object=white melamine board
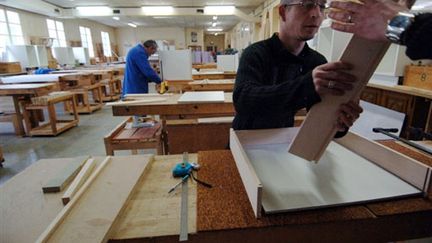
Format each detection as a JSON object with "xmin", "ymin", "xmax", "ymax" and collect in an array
[
  {"xmin": 351, "ymin": 100, "xmax": 405, "ymax": 140},
  {"xmin": 72, "ymin": 47, "xmax": 90, "ymax": 65},
  {"xmin": 245, "ymin": 141, "xmax": 421, "ymax": 213},
  {"xmin": 0, "ymin": 74, "xmax": 66, "ymax": 84},
  {"xmin": 35, "ymin": 46, "xmax": 49, "ymax": 67},
  {"xmin": 6, "ymin": 45, "xmax": 39, "ymax": 68},
  {"xmin": 217, "ymin": 54, "xmax": 238, "ymax": 72},
  {"xmin": 177, "ymin": 91, "xmax": 225, "ymax": 103},
  {"xmin": 160, "ymin": 50, "xmax": 192, "ymax": 80},
  {"xmin": 53, "ymin": 47, "xmax": 76, "ymax": 66}
]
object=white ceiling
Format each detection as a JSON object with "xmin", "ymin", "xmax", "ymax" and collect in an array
[{"xmin": 42, "ymin": 0, "xmax": 267, "ymax": 31}]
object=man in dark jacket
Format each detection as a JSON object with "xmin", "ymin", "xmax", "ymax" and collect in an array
[{"xmin": 233, "ymin": 0, "xmax": 363, "ymax": 132}]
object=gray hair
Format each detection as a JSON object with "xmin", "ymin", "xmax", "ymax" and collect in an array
[{"xmin": 143, "ymin": 40, "xmax": 157, "ymax": 48}]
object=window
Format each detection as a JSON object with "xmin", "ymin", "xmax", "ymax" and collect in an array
[
  {"xmin": 79, "ymin": 26, "xmax": 94, "ymax": 57},
  {"xmin": 0, "ymin": 9, "xmax": 24, "ymax": 59},
  {"xmin": 46, "ymin": 19, "xmax": 66, "ymax": 48},
  {"xmin": 101, "ymin": 31, "xmax": 112, "ymax": 57}
]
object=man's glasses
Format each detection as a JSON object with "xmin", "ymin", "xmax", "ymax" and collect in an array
[{"xmin": 284, "ymin": 1, "xmax": 328, "ymax": 12}]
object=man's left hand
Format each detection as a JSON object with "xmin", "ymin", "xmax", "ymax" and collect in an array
[{"xmin": 335, "ymin": 100, "xmax": 363, "ymax": 131}]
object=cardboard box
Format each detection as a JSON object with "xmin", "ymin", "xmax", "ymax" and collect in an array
[
  {"xmin": 404, "ymin": 65, "xmax": 432, "ymax": 90},
  {"xmin": 0, "ymin": 62, "xmax": 22, "ymax": 73}
]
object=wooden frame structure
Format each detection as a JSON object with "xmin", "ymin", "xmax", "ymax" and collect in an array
[{"xmin": 230, "ymin": 127, "xmax": 432, "ymax": 218}]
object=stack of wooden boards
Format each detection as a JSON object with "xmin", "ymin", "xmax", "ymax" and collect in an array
[{"xmin": 37, "ymin": 155, "xmax": 153, "ymax": 242}]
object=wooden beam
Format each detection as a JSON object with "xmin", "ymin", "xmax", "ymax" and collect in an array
[
  {"xmin": 289, "ymin": 37, "xmax": 390, "ymax": 161},
  {"xmin": 42, "ymin": 156, "xmax": 89, "ymax": 193},
  {"xmin": 61, "ymin": 158, "xmax": 96, "ymax": 205}
]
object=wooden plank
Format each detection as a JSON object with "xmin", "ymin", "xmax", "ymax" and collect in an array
[
  {"xmin": 42, "ymin": 156, "xmax": 89, "ymax": 193},
  {"xmin": 229, "ymin": 128, "xmax": 263, "ymax": 218},
  {"xmin": 111, "ymin": 154, "xmax": 197, "ymax": 240},
  {"xmin": 37, "ymin": 155, "xmax": 152, "ymax": 243},
  {"xmin": 337, "ymin": 132, "xmax": 432, "ymax": 197},
  {"xmin": 61, "ymin": 158, "xmax": 96, "ymax": 205},
  {"xmin": 289, "ymin": 37, "xmax": 390, "ymax": 161}
]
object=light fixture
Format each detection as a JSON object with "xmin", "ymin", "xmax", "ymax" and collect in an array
[
  {"xmin": 152, "ymin": 16, "xmax": 174, "ymax": 19},
  {"xmin": 128, "ymin": 22, "xmax": 137, "ymax": 28},
  {"xmin": 112, "ymin": 16, "xmax": 120, "ymax": 20},
  {"xmin": 76, "ymin": 6, "xmax": 111, "ymax": 16},
  {"xmin": 207, "ymin": 28, "xmax": 223, "ymax": 32},
  {"xmin": 142, "ymin": 6, "xmax": 174, "ymax": 15},
  {"xmin": 204, "ymin": 6, "xmax": 235, "ymax": 15},
  {"xmin": 213, "ymin": 16, "xmax": 218, "ymax": 20},
  {"xmin": 212, "ymin": 22, "xmax": 217, "ymax": 27},
  {"xmin": 214, "ymin": 33, "xmax": 218, "ymax": 36}
]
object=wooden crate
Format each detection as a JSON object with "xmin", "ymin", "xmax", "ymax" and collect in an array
[
  {"xmin": 0, "ymin": 62, "xmax": 22, "ymax": 74},
  {"xmin": 404, "ymin": 65, "xmax": 432, "ymax": 90}
]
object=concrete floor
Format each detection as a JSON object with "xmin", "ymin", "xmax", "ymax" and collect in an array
[
  {"xmin": 0, "ymin": 84, "xmax": 159, "ymax": 185},
  {"xmin": 0, "ymin": 105, "xmax": 130, "ymax": 185}
]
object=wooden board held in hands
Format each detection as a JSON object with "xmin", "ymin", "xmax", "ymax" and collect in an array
[{"xmin": 288, "ymin": 37, "xmax": 390, "ymax": 161}]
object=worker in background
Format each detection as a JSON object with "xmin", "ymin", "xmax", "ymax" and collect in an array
[
  {"xmin": 329, "ymin": 0, "xmax": 432, "ymax": 60},
  {"xmin": 233, "ymin": 0, "xmax": 362, "ymax": 135},
  {"xmin": 122, "ymin": 40, "xmax": 162, "ymax": 96},
  {"xmin": 122, "ymin": 40, "xmax": 162, "ymax": 127}
]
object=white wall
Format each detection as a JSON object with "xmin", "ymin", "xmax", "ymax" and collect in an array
[
  {"xmin": 185, "ymin": 28, "xmax": 204, "ymax": 50},
  {"xmin": 0, "ymin": 5, "xmax": 116, "ymax": 48},
  {"xmin": 115, "ymin": 27, "xmax": 186, "ymax": 56}
]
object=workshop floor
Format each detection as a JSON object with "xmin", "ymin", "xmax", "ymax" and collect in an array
[{"xmin": 0, "ymin": 84, "xmax": 159, "ymax": 186}]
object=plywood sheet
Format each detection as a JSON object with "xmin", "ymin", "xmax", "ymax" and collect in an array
[
  {"xmin": 111, "ymin": 154, "xmax": 197, "ymax": 240},
  {"xmin": 41, "ymin": 155, "xmax": 152, "ymax": 243},
  {"xmin": 177, "ymin": 91, "xmax": 225, "ymax": 103},
  {"xmin": 245, "ymin": 142, "xmax": 421, "ymax": 213}
]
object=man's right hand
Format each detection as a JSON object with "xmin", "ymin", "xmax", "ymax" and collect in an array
[{"xmin": 312, "ymin": 61, "xmax": 357, "ymax": 96}]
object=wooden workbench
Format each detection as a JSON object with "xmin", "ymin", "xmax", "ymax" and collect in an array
[
  {"xmin": 0, "ymin": 83, "xmax": 59, "ymax": 136},
  {"xmin": 112, "ymin": 93, "xmax": 234, "ymax": 118},
  {"xmin": 1, "ymin": 143, "xmax": 431, "ymax": 242},
  {"xmin": 111, "ymin": 93, "xmax": 235, "ymax": 154},
  {"xmin": 362, "ymin": 83, "xmax": 432, "ymax": 138}
]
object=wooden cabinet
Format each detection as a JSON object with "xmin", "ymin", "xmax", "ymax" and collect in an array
[
  {"xmin": 380, "ymin": 91, "xmax": 413, "ymax": 114},
  {"xmin": 361, "ymin": 85, "xmax": 431, "ymax": 139}
]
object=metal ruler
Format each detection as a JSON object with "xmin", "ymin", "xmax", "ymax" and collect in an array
[{"xmin": 179, "ymin": 152, "xmax": 189, "ymax": 241}]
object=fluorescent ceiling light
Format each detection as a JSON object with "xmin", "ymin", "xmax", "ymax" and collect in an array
[
  {"xmin": 207, "ymin": 28, "xmax": 223, "ymax": 32},
  {"xmin": 142, "ymin": 6, "xmax": 174, "ymax": 15},
  {"xmin": 112, "ymin": 16, "xmax": 120, "ymax": 20},
  {"xmin": 212, "ymin": 22, "xmax": 217, "ymax": 27},
  {"xmin": 152, "ymin": 16, "xmax": 174, "ymax": 19},
  {"xmin": 128, "ymin": 22, "xmax": 137, "ymax": 28},
  {"xmin": 76, "ymin": 6, "xmax": 111, "ymax": 16},
  {"xmin": 204, "ymin": 6, "xmax": 235, "ymax": 15},
  {"xmin": 213, "ymin": 16, "xmax": 218, "ymax": 20}
]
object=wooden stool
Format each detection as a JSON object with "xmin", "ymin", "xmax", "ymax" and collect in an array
[
  {"xmin": 100, "ymin": 78, "xmax": 121, "ymax": 102},
  {"xmin": 104, "ymin": 117, "xmax": 163, "ymax": 155},
  {"xmin": 66, "ymin": 83, "xmax": 103, "ymax": 114},
  {"xmin": 24, "ymin": 92, "xmax": 79, "ymax": 136},
  {"xmin": 0, "ymin": 112, "xmax": 20, "ymax": 135}
]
